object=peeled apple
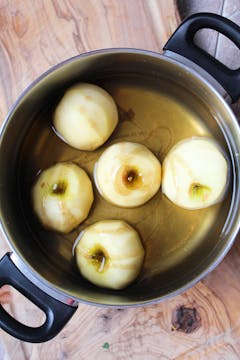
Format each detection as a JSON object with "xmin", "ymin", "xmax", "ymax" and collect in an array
[
  {"xmin": 74, "ymin": 220, "xmax": 145, "ymax": 289},
  {"xmin": 53, "ymin": 83, "xmax": 118, "ymax": 150},
  {"xmin": 32, "ymin": 162, "xmax": 94, "ymax": 233},
  {"xmin": 162, "ymin": 137, "xmax": 229, "ymax": 209}
]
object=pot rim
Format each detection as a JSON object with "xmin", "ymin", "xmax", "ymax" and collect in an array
[{"xmin": 1, "ymin": 47, "xmax": 240, "ymax": 307}]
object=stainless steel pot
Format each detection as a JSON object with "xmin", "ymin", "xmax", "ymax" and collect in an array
[{"xmin": 0, "ymin": 13, "xmax": 240, "ymax": 343}]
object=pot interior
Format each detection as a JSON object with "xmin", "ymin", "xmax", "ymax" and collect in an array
[{"xmin": 0, "ymin": 50, "xmax": 239, "ymax": 305}]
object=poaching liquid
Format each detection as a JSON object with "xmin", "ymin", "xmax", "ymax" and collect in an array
[{"xmin": 19, "ymin": 75, "xmax": 231, "ymax": 285}]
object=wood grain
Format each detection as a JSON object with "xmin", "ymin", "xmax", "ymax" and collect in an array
[
  {"xmin": 0, "ymin": 1, "xmax": 240, "ymax": 360},
  {"xmin": 0, "ymin": 0, "xmax": 179, "ymax": 121}
]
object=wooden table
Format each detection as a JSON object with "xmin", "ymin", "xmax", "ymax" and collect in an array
[{"xmin": 0, "ymin": 1, "xmax": 240, "ymax": 359}]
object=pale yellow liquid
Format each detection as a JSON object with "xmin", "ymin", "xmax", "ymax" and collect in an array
[{"xmin": 19, "ymin": 77, "xmax": 230, "ymax": 280}]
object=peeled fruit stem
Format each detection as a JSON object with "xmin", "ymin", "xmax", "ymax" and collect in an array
[
  {"xmin": 53, "ymin": 83, "xmax": 118, "ymax": 150},
  {"xmin": 32, "ymin": 162, "xmax": 94, "ymax": 233},
  {"xmin": 94, "ymin": 142, "xmax": 161, "ymax": 207},
  {"xmin": 189, "ymin": 183, "xmax": 211, "ymax": 201},
  {"xmin": 74, "ymin": 220, "xmax": 145, "ymax": 290},
  {"xmin": 162, "ymin": 137, "xmax": 229, "ymax": 209}
]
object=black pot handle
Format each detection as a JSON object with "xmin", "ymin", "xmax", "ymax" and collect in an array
[
  {"xmin": 0, "ymin": 253, "xmax": 77, "ymax": 343},
  {"xmin": 163, "ymin": 12, "xmax": 240, "ymax": 103}
]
